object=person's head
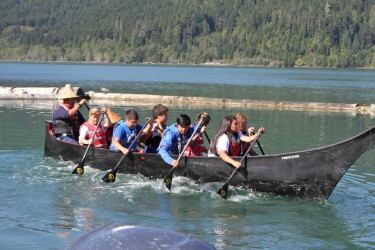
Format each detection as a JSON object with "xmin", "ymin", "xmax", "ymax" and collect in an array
[
  {"xmin": 218, "ymin": 116, "xmax": 234, "ymax": 135},
  {"xmin": 153, "ymin": 104, "xmax": 169, "ymax": 124},
  {"xmin": 196, "ymin": 112, "xmax": 211, "ymax": 126},
  {"xmin": 234, "ymin": 113, "xmax": 248, "ymax": 132},
  {"xmin": 59, "ymin": 83, "xmax": 79, "ymax": 108},
  {"xmin": 230, "ymin": 116, "xmax": 239, "ymax": 133},
  {"xmin": 210, "ymin": 116, "xmax": 235, "ymax": 155},
  {"xmin": 125, "ymin": 109, "xmax": 139, "ymax": 129},
  {"xmin": 88, "ymin": 108, "xmax": 101, "ymax": 125},
  {"xmin": 176, "ymin": 114, "xmax": 191, "ymax": 135}
]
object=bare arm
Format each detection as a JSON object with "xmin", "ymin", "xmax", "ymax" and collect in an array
[
  {"xmin": 138, "ymin": 118, "xmax": 154, "ymax": 143},
  {"xmin": 218, "ymin": 150, "xmax": 241, "ymax": 168},
  {"xmin": 68, "ymin": 99, "xmax": 86, "ymax": 117},
  {"xmin": 112, "ymin": 137, "xmax": 129, "ymax": 155}
]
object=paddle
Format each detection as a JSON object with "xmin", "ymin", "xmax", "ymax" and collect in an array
[
  {"xmin": 217, "ymin": 132, "xmax": 261, "ymax": 199},
  {"xmin": 204, "ymin": 131, "xmax": 210, "ymax": 144},
  {"xmin": 72, "ymin": 112, "xmax": 105, "ymax": 174},
  {"xmin": 84, "ymin": 103, "xmax": 91, "ymax": 110},
  {"xmin": 163, "ymin": 117, "xmax": 205, "ymax": 191},
  {"xmin": 102, "ymin": 120, "xmax": 150, "ymax": 183},
  {"xmin": 256, "ymin": 139, "xmax": 265, "ymax": 155},
  {"xmin": 251, "ymin": 131, "xmax": 265, "ymax": 155}
]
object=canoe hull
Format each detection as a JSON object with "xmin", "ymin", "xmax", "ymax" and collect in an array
[{"xmin": 44, "ymin": 121, "xmax": 375, "ymax": 200}]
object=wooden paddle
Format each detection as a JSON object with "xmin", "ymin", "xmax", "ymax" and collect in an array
[
  {"xmin": 217, "ymin": 132, "xmax": 261, "ymax": 199},
  {"xmin": 163, "ymin": 117, "xmax": 205, "ymax": 191},
  {"xmin": 102, "ymin": 120, "xmax": 150, "ymax": 183},
  {"xmin": 72, "ymin": 112, "xmax": 105, "ymax": 174}
]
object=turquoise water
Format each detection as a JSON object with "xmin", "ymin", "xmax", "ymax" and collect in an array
[
  {"xmin": 1, "ymin": 62, "xmax": 375, "ymax": 104},
  {"xmin": 0, "ymin": 62, "xmax": 374, "ymax": 249}
]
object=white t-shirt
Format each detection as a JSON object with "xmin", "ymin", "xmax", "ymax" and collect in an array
[{"xmin": 216, "ymin": 134, "xmax": 230, "ymax": 154}]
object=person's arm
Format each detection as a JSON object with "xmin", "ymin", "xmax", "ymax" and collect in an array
[
  {"xmin": 188, "ymin": 125, "xmax": 207, "ymax": 145},
  {"xmin": 218, "ymin": 150, "xmax": 241, "ymax": 168},
  {"xmin": 68, "ymin": 99, "xmax": 86, "ymax": 117},
  {"xmin": 216, "ymin": 134, "xmax": 241, "ymax": 168},
  {"xmin": 110, "ymin": 126, "xmax": 129, "ymax": 154},
  {"xmin": 102, "ymin": 108, "xmax": 112, "ymax": 128},
  {"xmin": 78, "ymin": 126, "xmax": 92, "ymax": 145},
  {"xmin": 158, "ymin": 131, "xmax": 176, "ymax": 166},
  {"xmin": 138, "ymin": 118, "xmax": 154, "ymax": 144},
  {"xmin": 240, "ymin": 127, "xmax": 265, "ymax": 143},
  {"xmin": 112, "ymin": 137, "xmax": 129, "ymax": 155}
]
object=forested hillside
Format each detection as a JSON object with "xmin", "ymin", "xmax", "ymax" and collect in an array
[{"xmin": 1, "ymin": 0, "xmax": 375, "ymax": 68}]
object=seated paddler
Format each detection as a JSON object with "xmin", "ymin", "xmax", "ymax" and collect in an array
[
  {"xmin": 52, "ymin": 83, "xmax": 86, "ymax": 144},
  {"xmin": 139, "ymin": 104, "xmax": 169, "ymax": 153},
  {"xmin": 184, "ymin": 112, "xmax": 211, "ymax": 156},
  {"xmin": 79, "ymin": 107, "xmax": 112, "ymax": 149},
  {"xmin": 109, "ymin": 109, "xmax": 145, "ymax": 155},
  {"xmin": 208, "ymin": 116, "xmax": 265, "ymax": 168},
  {"xmin": 157, "ymin": 114, "xmax": 205, "ymax": 168}
]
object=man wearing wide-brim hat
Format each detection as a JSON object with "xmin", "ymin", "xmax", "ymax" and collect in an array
[{"xmin": 52, "ymin": 83, "xmax": 87, "ymax": 144}]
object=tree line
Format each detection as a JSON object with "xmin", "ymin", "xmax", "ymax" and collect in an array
[{"xmin": 1, "ymin": 0, "xmax": 375, "ymax": 68}]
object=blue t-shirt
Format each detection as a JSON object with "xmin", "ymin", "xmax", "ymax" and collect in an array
[{"xmin": 109, "ymin": 120, "xmax": 143, "ymax": 151}]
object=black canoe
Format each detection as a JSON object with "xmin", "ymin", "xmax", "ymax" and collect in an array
[{"xmin": 44, "ymin": 120, "xmax": 375, "ymax": 200}]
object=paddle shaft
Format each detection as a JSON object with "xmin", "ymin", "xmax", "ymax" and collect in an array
[
  {"xmin": 250, "ymin": 131, "xmax": 265, "ymax": 155},
  {"xmin": 163, "ymin": 118, "xmax": 205, "ymax": 187},
  {"xmin": 108, "ymin": 120, "xmax": 150, "ymax": 173},
  {"xmin": 204, "ymin": 131, "xmax": 210, "ymax": 144},
  {"xmin": 239, "ymin": 132, "xmax": 261, "ymax": 164},
  {"xmin": 177, "ymin": 118, "xmax": 205, "ymax": 162},
  {"xmin": 72, "ymin": 112, "xmax": 104, "ymax": 174},
  {"xmin": 81, "ymin": 112, "xmax": 105, "ymax": 160},
  {"xmin": 84, "ymin": 102, "xmax": 90, "ymax": 110},
  {"xmin": 257, "ymin": 140, "xmax": 265, "ymax": 155},
  {"xmin": 219, "ymin": 132, "xmax": 261, "ymax": 195}
]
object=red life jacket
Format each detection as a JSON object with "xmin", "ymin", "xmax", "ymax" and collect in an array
[
  {"xmin": 81, "ymin": 121, "xmax": 108, "ymax": 148},
  {"xmin": 229, "ymin": 133, "xmax": 241, "ymax": 156},
  {"xmin": 184, "ymin": 133, "xmax": 205, "ymax": 156}
]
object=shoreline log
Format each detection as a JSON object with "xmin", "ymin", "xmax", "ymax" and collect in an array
[{"xmin": 0, "ymin": 86, "xmax": 373, "ymax": 114}]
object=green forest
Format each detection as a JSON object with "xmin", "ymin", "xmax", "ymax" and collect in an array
[{"xmin": 1, "ymin": 0, "xmax": 375, "ymax": 68}]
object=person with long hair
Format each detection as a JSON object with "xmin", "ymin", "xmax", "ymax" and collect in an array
[
  {"xmin": 234, "ymin": 113, "xmax": 259, "ymax": 156},
  {"xmin": 209, "ymin": 116, "xmax": 265, "ymax": 168}
]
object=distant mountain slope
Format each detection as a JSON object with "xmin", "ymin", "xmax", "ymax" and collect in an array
[{"xmin": 1, "ymin": 0, "xmax": 375, "ymax": 68}]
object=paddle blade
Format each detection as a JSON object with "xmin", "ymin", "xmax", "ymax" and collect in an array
[
  {"xmin": 72, "ymin": 161, "xmax": 84, "ymax": 175},
  {"xmin": 163, "ymin": 169, "xmax": 174, "ymax": 191},
  {"xmin": 102, "ymin": 170, "xmax": 117, "ymax": 183},
  {"xmin": 217, "ymin": 183, "xmax": 229, "ymax": 199}
]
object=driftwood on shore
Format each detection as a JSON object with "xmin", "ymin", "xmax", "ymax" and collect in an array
[{"xmin": 0, "ymin": 86, "xmax": 374, "ymax": 114}]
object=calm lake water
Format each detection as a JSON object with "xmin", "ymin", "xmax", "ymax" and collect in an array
[{"xmin": 0, "ymin": 62, "xmax": 374, "ymax": 249}]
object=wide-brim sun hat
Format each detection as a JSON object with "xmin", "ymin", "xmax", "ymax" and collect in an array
[
  {"xmin": 106, "ymin": 109, "xmax": 122, "ymax": 123},
  {"xmin": 58, "ymin": 83, "xmax": 79, "ymax": 100}
]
